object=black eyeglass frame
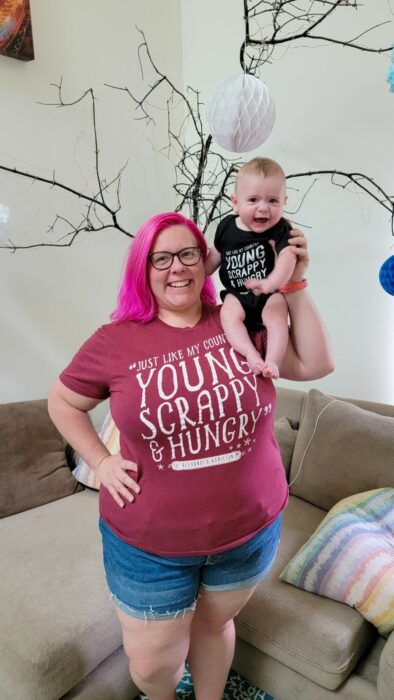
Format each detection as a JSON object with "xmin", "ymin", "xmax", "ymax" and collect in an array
[{"xmin": 148, "ymin": 246, "xmax": 203, "ymax": 270}]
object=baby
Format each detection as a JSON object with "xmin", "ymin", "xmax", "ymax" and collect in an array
[{"xmin": 205, "ymin": 157, "xmax": 296, "ymax": 377}]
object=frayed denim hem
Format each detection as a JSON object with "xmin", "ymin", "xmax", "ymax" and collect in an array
[{"xmin": 109, "ymin": 592, "xmax": 198, "ymax": 621}]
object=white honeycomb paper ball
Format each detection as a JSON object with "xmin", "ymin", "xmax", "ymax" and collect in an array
[{"xmin": 207, "ymin": 74, "xmax": 276, "ymax": 153}]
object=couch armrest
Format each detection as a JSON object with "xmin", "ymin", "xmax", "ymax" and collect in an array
[
  {"xmin": 0, "ymin": 399, "xmax": 82, "ymax": 518},
  {"xmin": 378, "ymin": 632, "xmax": 394, "ymax": 700}
]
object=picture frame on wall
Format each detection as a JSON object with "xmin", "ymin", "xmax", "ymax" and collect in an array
[{"xmin": 0, "ymin": 0, "xmax": 34, "ymax": 61}]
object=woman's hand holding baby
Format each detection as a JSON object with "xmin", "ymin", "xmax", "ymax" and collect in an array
[{"xmin": 287, "ymin": 227, "xmax": 309, "ymax": 281}]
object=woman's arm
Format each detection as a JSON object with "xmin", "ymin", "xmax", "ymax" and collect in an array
[
  {"xmin": 277, "ymin": 229, "xmax": 335, "ymax": 380},
  {"xmin": 278, "ymin": 289, "xmax": 334, "ymax": 380},
  {"xmin": 205, "ymin": 245, "xmax": 222, "ymax": 277},
  {"xmin": 48, "ymin": 379, "xmax": 108, "ymax": 466},
  {"xmin": 48, "ymin": 379, "xmax": 140, "ymax": 507}
]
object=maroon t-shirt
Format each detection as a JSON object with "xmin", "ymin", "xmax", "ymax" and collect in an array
[{"xmin": 60, "ymin": 305, "xmax": 288, "ymax": 556}]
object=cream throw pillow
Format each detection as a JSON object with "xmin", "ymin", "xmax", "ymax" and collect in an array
[{"xmin": 280, "ymin": 488, "xmax": 394, "ymax": 636}]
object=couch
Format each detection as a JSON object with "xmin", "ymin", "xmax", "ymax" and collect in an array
[{"xmin": 1, "ymin": 387, "xmax": 393, "ymax": 700}]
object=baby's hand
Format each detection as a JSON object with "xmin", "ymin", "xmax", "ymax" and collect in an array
[{"xmin": 245, "ymin": 278, "xmax": 275, "ymax": 295}]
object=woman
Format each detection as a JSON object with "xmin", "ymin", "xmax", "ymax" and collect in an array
[{"xmin": 48, "ymin": 212, "xmax": 333, "ymax": 700}]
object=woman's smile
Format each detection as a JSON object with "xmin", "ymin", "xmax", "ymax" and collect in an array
[{"xmin": 167, "ymin": 279, "xmax": 192, "ymax": 288}]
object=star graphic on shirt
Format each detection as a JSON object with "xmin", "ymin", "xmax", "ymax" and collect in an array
[
  {"xmin": 236, "ymin": 443, "xmax": 241, "ymax": 449},
  {"xmin": 244, "ymin": 437, "xmax": 252, "ymax": 447},
  {"xmin": 157, "ymin": 464, "xmax": 165, "ymax": 470}
]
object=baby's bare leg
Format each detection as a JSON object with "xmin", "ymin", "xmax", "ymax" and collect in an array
[
  {"xmin": 261, "ymin": 293, "xmax": 289, "ymax": 379},
  {"xmin": 220, "ymin": 294, "xmax": 265, "ymax": 374}
]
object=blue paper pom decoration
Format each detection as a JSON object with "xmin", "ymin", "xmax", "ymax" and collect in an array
[
  {"xmin": 379, "ymin": 256, "xmax": 394, "ymax": 295},
  {"xmin": 387, "ymin": 47, "xmax": 394, "ymax": 92}
]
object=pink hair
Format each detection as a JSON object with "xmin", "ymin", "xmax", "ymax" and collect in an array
[{"xmin": 111, "ymin": 212, "xmax": 217, "ymax": 322}]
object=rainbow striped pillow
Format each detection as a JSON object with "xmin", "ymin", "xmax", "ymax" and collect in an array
[
  {"xmin": 72, "ymin": 412, "xmax": 120, "ymax": 490},
  {"xmin": 280, "ymin": 488, "xmax": 394, "ymax": 636}
]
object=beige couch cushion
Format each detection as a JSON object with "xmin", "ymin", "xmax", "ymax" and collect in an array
[
  {"xmin": 61, "ymin": 646, "xmax": 139, "ymax": 700},
  {"xmin": 235, "ymin": 495, "xmax": 377, "ymax": 690},
  {"xmin": 275, "ymin": 386, "xmax": 305, "ymax": 423},
  {"xmin": 0, "ymin": 490, "xmax": 122, "ymax": 700},
  {"xmin": 289, "ymin": 390, "xmax": 394, "ymax": 511},
  {"xmin": 378, "ymin": 631, "xmax": 394, "ymax": 700},
  {"xmin": 274, "ymin": 416, "xmax": 298, "ymax": 478},
  {"xmin": 0, "ymin": 399, "xmax": 82, "ymax": 518}
]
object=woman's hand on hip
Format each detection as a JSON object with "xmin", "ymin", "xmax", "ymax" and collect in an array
[{"xmin": 97, "ymin": 454, "xmax": 140, "ymax": 508}]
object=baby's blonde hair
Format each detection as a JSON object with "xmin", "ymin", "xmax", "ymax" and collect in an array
[{"xmin": 236, "ymin": 157, "xmax": 286, "ymax": 191}]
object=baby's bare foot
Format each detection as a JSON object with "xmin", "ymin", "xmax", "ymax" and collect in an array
[
  {"xmin": 246, "ymin": 351, "xmax": 265, "ymax": 375},
  {"xmin": 262, "ymin": 360, "xmax": 280, "ymax": 379}
]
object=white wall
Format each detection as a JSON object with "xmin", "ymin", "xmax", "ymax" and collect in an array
[
  {"xmin": 0, "ymin": 0, "xmax": 182, "ymax": 403},
  {"xmin": 180, "ymin": 0, "xmax": 394, "ymax": 403}
]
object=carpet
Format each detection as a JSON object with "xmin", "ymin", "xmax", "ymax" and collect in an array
[{"xmin": 137, "ymin": 667, "xmax": 275, "ymax": 699}]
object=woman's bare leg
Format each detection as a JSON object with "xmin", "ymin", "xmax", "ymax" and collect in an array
[
  {"xmin": 261, "ymin": 293, "xmax": 289, "ymax": 378},
  {"xmin": 116, "ymin": 608, "xmax": 193, "ymax": 700},
  {"xmin": 220, "ymin": 294, "xmax": 265, "ymax": 374},
  {"xmin": 187, "ymin": 585, "xmax": 257, "ymax": 700}
]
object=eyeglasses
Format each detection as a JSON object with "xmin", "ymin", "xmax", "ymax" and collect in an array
[{"xmin": 148, "ymin": 246, "xmax": 202, "ymax": 270}]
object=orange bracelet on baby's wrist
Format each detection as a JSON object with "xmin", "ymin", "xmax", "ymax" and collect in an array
[{"xmin": 279, "ymin": 279, "xmax": 308, "ymax": 294}]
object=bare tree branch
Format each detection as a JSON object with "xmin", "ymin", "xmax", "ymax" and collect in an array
[
  {"xmin": 38, "ymin": 77, "xmax": 106, "ymax": 205},
  {"xmin": 0, "ymin": 3, "xmax": 392, "ymax": 251},
  {"xmin": 287, "ymin": 170, "xmax": 394, "ymax": 235},
  {"xmin": 106, "ymin": 27, "xmax": 244, "ymax": 231},
  {"xmin": 0, "ymin": 84, "xmax": 132, "ymax": 250},
  {"xmin": 240, "ymin": 0, "xmax": 392, "ymax": 73},
  {"xmin": 106, "ymin": 24, "xmax": 393, "ymax": 237}
]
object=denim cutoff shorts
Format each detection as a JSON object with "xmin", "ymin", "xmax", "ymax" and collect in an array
[{"xmin": 99, "ymin": 514, "xmax": 282, "ymax": 620}]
